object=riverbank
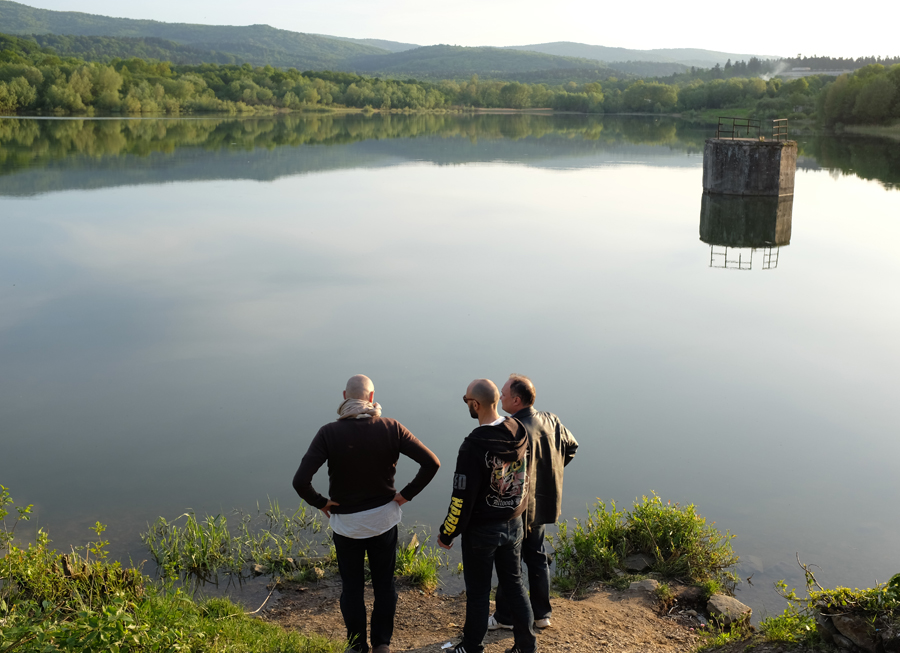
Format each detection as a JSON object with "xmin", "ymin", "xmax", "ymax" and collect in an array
[{"xmin": 264, "ymin": 577, "xmax": 702, "ymax": 653}]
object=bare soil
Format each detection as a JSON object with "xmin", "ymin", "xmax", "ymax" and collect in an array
[{"xmin": 262, "ymin": 577, "xmax": 710, "ymax": 653}]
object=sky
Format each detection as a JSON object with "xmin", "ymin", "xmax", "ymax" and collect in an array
[{"xmin": 14, "ymin": 0, "xmax": 900, "ymax": 59}]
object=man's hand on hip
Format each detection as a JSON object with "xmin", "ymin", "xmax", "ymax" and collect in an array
[
  {"xmin": 321, "ymin": 500, "xmax": 339, "ymax": 518},
  {"xmin": 393, "ymin": 492, "xmax": 408, "ymax": 507}
]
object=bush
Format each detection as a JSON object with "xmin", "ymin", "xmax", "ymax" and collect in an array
[
  {"xmin": 1, "ymin": 487, "xmax": 344, "ymax": 653},
  {"xmin": 551, "ymin": 494, "xmax": 739, "ymax": 592}
]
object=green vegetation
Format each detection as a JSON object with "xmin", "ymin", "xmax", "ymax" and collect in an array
[
  {"xmin": 701, "ymin": 564, "xmax": 900, "ymax": 652},
  {"xmin": 141, "ymin": 500, "xmax": 328, "ymax": 586},
  {"xmin": 1, "ymin": 29, "xmax": 898, "ymax": 129},
  {"xmin": 394, "ymin": 532, "xmax": 448, "ymax": 592},
  {"xmin": 142, "ymin": 505, "xmax": 446, "ymax": 592},
  {"xmin": 550, "ymin": 494, "xmax": 739, "ymax": 594},
  {"xmin": 819, "ymin": 64, "xmax": 900, "ymax": 126},
  {"xmin": 0, "ymin": 0, "xmax": 387, "ymax": 70},
  {"xmin": 1, "ymin": 486, "xmax": 344, "ymax": 653}
]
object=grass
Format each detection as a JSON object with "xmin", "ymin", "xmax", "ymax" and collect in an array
[
  {"xmin": 394, "ymin": 530, "xmax": 448, "ymax": 592},
  {"xmin": 550, "ymin": 494, "xmax": 739, "ymax": 594},
  {"xmin": 141, "ymin": 499, "xmax": 330, "ymax": 587},
  {"xmin": 1, "ymin": 486, "xmax": 344, "ymax": 653},
  {"xmin": 143, "ymin": 506, "xmax": 447, "ymax": 592}
]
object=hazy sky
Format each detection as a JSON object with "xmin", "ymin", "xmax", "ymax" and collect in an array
[{"xmin": 16, "ymin": 0, "xmax": 900, "ymax": 59}]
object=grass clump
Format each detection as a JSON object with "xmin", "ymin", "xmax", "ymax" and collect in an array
[
  {"xmin": 1, "ymin": 486, "xmax": 344, "ymax": 653},
  {"xmin": 394, "ymin": 531, "xmax": 448, "ymax": 592},
  {"xmin": 141, "ymin": 499, "xmax": 331, "ymax": 586},
  {"xmin": 551, "ymin": 493, "xmax": 738, "ymax": 593}
]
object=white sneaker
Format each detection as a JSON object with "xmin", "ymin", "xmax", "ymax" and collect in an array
[
  {"xmin": 534, "ymin": 618, "xmax": 551, "ymax": 629},
  {"xmin": 487, "ymin": 614, "xmax": 513, "ymax": 631}
]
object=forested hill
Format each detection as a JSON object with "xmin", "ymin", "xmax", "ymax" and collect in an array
[
  {"xmin": 343, "ymin": 45, "xmax": 615, "ymax": 79},
  {"xmin": 19, "ymin": 33, "xmax": 242, "ymax": 65},
  {"xmin": 506, "ymin": 42, "xmax": 781, "ymax": 69},
  {"xmin": 317, "ymin": 36, "xmax": 419, "ymax": 53},
  {"xmin": 0, "ymin": 0, "xmax": 389, "ymax": 69}
]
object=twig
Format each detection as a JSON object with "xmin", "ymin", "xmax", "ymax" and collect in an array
[
  {"xmin": 245, "ymin": 580, "xmax": 280, "ymax": 615},
  {"xmin": 797, "ymin": 553, "xmax": 825, "ymax": 592}
]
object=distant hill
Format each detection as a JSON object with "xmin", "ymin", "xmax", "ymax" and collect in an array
[
  {"xmin": 506, "ymin": 42, "xmax": 782, "ymax": 68},
  {"xmin": 17, "ymin": 33, "xmax": 239, "ymax": 64},
  {"xmin": 344, "ymin": 44, "xmax": 618, "ymax": 80},
  {"xmin": 0, "ymin": 0, "xmax": 778, "ymax": 78},
  {"xmin": 0, "ymin": 0, "xmax": 390, "ymax": 68},
  {"xmin": 317, "ymin": 35, "xmax": 419, "ymax": 53}
]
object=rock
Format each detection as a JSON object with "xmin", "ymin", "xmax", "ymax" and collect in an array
[
  {"xmin": 251, "ymin": 564, "xmax": 267, "ymax": 576},
  {"xmin": 675, "ymin": 586, "xmax": 704, "ymax": 603},
  {"xmin": 833, "ymin": 614, "xmax": 876, "ymax": 652},
  {"xmin": 628, "ymin": 579, "xmax": 659, "ymax": 592},
  {"xmin": 881, "ymin": 630, "xmax": 900, "ymax": 653},
  {"xmin": 706, "ymin": 594, "xmax": 751, "ymax": 626},
  {"xmin": 833, "ymin": 633, "xmax": 855, "ymax": 650},
  {"xmin": 685, "ymin": 610, "xmax": 698, "ymax": 616},
  {"xmin": 612, "ymin": 568, "xmax": 626, "ymax": 577},
  {"xmin": 815, "ymin": 613, "xmax": 839, "ymax": 645},
  {"xmin": 623, "ymin": 554, "xmax": 654, "ymax": 572}
]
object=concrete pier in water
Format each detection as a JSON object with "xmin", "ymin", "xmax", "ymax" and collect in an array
[{"xmin": 702, "ymin": 139, "xmax": 797, "ymax": 197}]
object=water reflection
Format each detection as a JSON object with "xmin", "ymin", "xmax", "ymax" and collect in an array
[
  {"xmin": 699, "ymin": 194, "xmax": 794, "ymax": 270},
  {"xmin": 801, "ymin": 133, "xmax": 900, "ymax": 191},
  {"xmin": 2, "ymin": 114, "xmax": 898, "ymax": 194}
]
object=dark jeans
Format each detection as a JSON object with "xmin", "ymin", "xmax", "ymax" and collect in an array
[
  {"xmin": 494, "ymin": 523, "xmax": 552, "ymax": 623},
  {"xmin": 460, "ymin": 517, "xmax": 536, "ymax": 653},
  {"xmin": 332, "ymin": 525, "xmax": 399, "ymax": 653}
]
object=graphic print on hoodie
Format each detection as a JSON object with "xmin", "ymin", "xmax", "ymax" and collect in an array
[
  {"xmin": 485, "ymin": 452, "xmax": 527, "ymax": 509},
  {"xmin": 438, "ymin": 417, "xmax": 530, "ymax": 546}
]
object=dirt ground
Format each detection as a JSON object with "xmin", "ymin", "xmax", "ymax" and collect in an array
[{"xmin": 262, "ymin": 577, "xmax": 710, "ymax": 653}]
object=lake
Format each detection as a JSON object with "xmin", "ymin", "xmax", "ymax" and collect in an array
[{"xmin": 1, "ymin": 113, "xmax": 899, "ymax": 618}]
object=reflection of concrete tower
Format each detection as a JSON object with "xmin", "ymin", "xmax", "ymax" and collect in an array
[
  {"xmin": 700, "ymin": 118, "xmax": 797, "ymax": 270},
  {"xmin": 700, "ymin": 194, "xmax": 793, "ymax": 270}
]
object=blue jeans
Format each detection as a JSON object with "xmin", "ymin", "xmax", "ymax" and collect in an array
[
  {"xmin": 332, "ymin": 525, "xmax": 399, "ymax": 653},
  {"xmin": 494, "ymin": 523, "xmax": 552, "ymax": 623},
  {"xmin": 460, "ymin": 517, "xmax": 536, "ymax": 653}
]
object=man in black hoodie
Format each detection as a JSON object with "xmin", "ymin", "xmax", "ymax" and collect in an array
[{"xmin": 438, "ymin": 379, "xmax": 537, "ymax": 653}]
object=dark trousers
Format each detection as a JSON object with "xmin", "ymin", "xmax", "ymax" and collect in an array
[
  {"xmin": 494, "ymin": 523, "xmax": 552, "ymax": 623},
  {"xmin": 460, "ymin": 517, "xmax": 536, "ymax": 653},
  {"xmin": 332, "ymin": 525, "xmax": 399, "ymax": 653}
]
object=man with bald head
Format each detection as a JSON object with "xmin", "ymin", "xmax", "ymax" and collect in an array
[
  {"xmin": 490, "ymin": 374, "xmax": 577, "ymax": 632},
  {"xmin": 438, "ymin": 379, "xmax": 537, "ymax": 653},
  {"xmin": 293, "ymin": 375, "xmax": 440, "ymax": 653}
]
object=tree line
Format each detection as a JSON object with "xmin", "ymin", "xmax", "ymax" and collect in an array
[{"xmin": 1, "ymin": 34, "xmax": 898, "ymax": 127}]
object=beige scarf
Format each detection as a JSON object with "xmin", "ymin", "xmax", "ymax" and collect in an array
[{"xmin": 337, "ymin": 398, "xmax": 383, "ymax": 420}]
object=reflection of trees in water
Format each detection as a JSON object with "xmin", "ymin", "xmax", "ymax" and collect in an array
[
  {"xmin": 801, "ymin": 133, "xmax": 900, "ymax": 191},
  {"xmin": 1, "ymin": 115, "xmax": 896, "ymax": 190},
  {"xmin": 0, "ymin": 114, "xmax": 699, "ymax": 172}
]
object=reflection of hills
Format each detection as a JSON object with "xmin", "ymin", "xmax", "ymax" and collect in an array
[
  {"xmin": 2, "ymin": 115, "xmax": 897, "ymax": 196},
  {"xmin": 0, "ymin": 115, "xmax": 707, "ymax": 196}
]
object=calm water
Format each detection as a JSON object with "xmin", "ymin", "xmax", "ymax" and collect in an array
[{"xmin": 2, "ymin": 113, "xmax": 899, "ymax": 617}]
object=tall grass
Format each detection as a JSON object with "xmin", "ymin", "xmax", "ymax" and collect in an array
[
  {"xmin": 141, "ymin": 499, "xmax": 330, "ymax": 586},
  {"xmin": 1, "ymin": 487, "xmax": 344, "ymax": 653},
  {"xmin": 551, "ymin": 494, "xmax": 739, "ymax": 592},
  {"xmin": 394, "ymin": 531, "xmax": 448, "ymax": 592}
]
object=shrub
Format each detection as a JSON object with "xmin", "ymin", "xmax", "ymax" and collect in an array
[{"xmin": 551, "ymin": 494, "xmax": 738, "ymax": 592}]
